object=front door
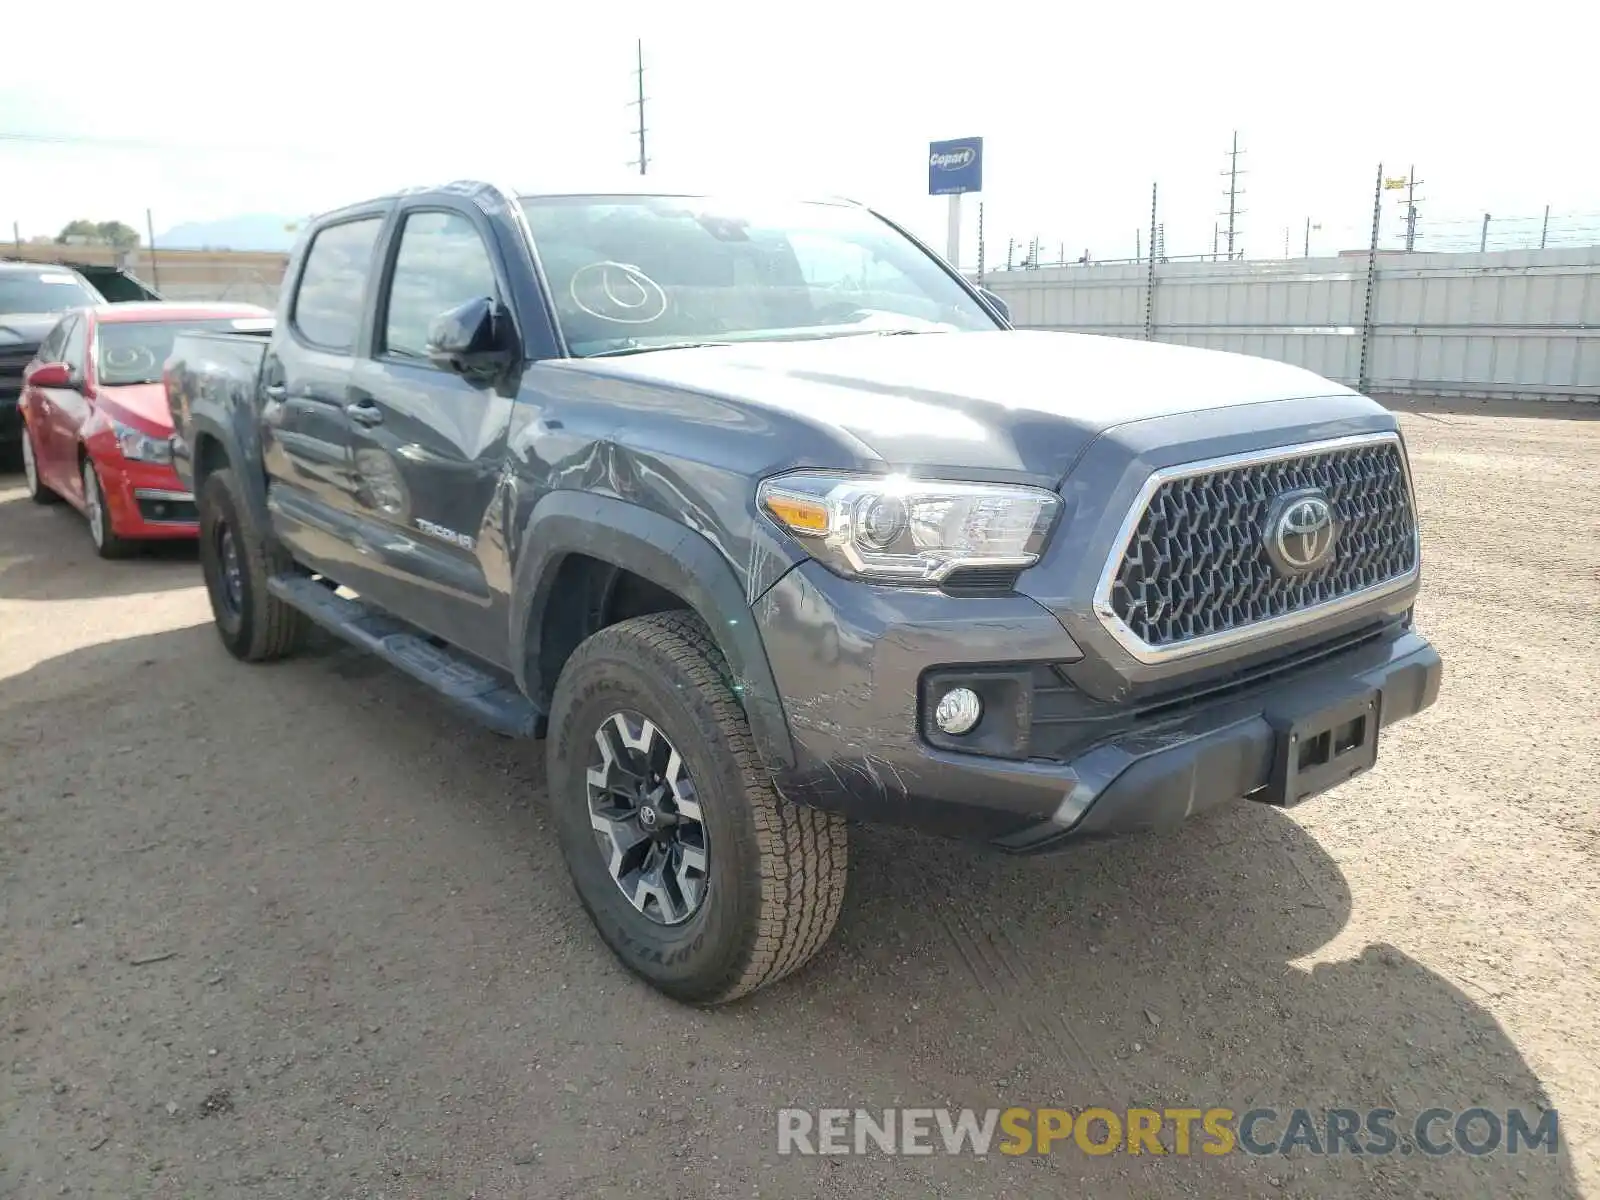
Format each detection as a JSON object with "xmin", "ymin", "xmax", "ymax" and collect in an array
[
  {"xmin": 344, "ymin": 206, "xmax": 518, "ymax": 666},
  {"xmin": 260, "ymin": 214, "xmax": 385, "ymax": 574}
]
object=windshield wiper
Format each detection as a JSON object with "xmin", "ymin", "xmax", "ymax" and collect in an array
[{"xmin": 585, "ymin": 340, "xmax": 735, "ymax": 359}]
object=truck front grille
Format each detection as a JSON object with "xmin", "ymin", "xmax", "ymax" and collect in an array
[{"xmin": 1097, "ymin": 433, "xmax": 1418, "ymax": 661}]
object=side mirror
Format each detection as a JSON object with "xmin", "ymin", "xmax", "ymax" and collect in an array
[
  {"xmin": 977, "ymin": 287, "xmax": 1012, "ymax": 326},
  {"xmin": 26, "ymin": 361, "xmax": 74, "ymax": 389},
  {"xmin": 426, "ymin": 296, "xmax": 515, "ymax": 378}
]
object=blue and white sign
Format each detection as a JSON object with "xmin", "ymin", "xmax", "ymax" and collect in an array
[{"xmin": 928, "ymin": 137, "xmax": 983, "ymax": 196}]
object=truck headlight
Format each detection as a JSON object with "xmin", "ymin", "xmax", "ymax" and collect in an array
[
  {"xmin": 757, "ymin": 471, "xmax": 1060, "ymax": 584},
  {"xmin": 112, "ymin": 421, "xmax": 173, "ymax": 464}
]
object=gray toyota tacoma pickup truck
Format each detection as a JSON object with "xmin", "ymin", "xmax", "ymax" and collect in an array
[{"xmin": 164, "ymin": 179, "xmax": 1442, "ymax": 1004}]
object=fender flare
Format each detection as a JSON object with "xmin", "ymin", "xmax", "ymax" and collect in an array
[
  {"xmin": 509, "ymin": 491, "xmax": 796, "ymax": 772},
  {"xmin": 184, "ymin": 413, "xmax": 271, "ymax": 533}
]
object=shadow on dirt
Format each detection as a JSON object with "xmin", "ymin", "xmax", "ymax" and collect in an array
[
  {"xmin": 0, "ymin": 480, "xmax": 201, "ymax": 600},
  {"xmin": 0, "ymin": 625, "xmax": 1576, "ymax": 1199}
]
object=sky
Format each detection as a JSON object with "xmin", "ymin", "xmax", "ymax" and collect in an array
[{"xmin": 2, "ymin": 0, "xmax": 1596, "ymax": 263}]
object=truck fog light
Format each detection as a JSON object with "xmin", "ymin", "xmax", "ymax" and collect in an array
[{"xmin": 934, "ymin": 687, "xmax": 983, "ymax": 735}]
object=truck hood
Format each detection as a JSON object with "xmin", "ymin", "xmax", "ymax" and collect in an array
[
  {"xmin": 564, "ymin": 329, "xmax": 1362, "ymax": 479},
  {"xmin": 0, "ymin": 313, "xmax": 63, "ymax": 346}
]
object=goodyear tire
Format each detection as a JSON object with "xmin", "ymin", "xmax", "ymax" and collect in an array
[
  {"xmin": 548, "ymin": 611, "xmax": 848, "ymax": 1005},
  {"xmin": 197, "ymin": 468, "xmax": 308, "ymax": 662}
]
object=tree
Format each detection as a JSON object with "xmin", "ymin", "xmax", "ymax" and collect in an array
[
  {"xmin": 54, "ymin": 219, "xmax": 140, "ymax": 249},
  {"xmin": 55, "ymin": 219, "xmax": 98, "ymax": 244},
  {"xmin": 96, "ymin": 221, "xmax": 140, "ymax": 250}
]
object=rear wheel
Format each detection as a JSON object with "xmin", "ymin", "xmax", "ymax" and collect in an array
[
  {"xmin": 81, "ymin": 458, "xmax": 135, "ymax": 558},
  {"xmin": 548, "ymin": 611, "xmax": 848, "ymax": 1005},
  {"xmin": 21, "ymin": 424, "xmax": 58, "ymax": 505},
  {"xmin": 197, "ymin": 467, "xmax": 308, "ymax": 661}
]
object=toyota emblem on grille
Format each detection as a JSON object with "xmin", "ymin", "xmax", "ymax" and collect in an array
[{"xmin": 1265, "ymin": 490, "xmax": 1339, "ymax": 574}]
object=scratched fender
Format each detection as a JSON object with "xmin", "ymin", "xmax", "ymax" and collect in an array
[{"xmin": 508, "ymin": 489, "xmax": 797, "ymax": 773}]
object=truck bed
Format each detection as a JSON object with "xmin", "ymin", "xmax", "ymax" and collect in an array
[{"xmin": 164, "ymin": 327, "xmax": 273, "ymax": 490}]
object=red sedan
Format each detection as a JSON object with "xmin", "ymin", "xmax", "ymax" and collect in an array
[{"xmin": 17, "ymin": 302, "xmax": 271, "ymax": 557}]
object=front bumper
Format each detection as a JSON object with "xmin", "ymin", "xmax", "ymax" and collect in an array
[
  {"xmin": 756, "ymin": 561, "xmax": 1442, "ymax": 849},
  {"xmin": 94, "ymin": 452, "xmax": 198, "ymax": 539}
]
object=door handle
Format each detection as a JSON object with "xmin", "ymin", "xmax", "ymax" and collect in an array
[
  {"xmin": 345, "ymin": 400, "xmax": 384, "ymax": 428},
  {"xmin": 263, "ymin": 382, "xmax": 287, "ymax": 401}
]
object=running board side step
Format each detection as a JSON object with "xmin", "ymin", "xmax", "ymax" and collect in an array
[{"xmin": 267, "ymin": 575, "xmax": 544, "ymax": 738}]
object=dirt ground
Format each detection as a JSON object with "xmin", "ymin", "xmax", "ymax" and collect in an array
[{"xmin": 1, "ymin": 410, "xmax": 1596, "ymax": 1199}]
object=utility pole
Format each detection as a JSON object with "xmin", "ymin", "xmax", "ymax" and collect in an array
[
  {"xmin": 628, "ymin": 39, "xmax": 648, "ymax": 175},
  {"xmin": 1480, "ymin": 213, "xmax": 1491, "ymax": 253},
  {"xmin": 11, "ymin": 221, "xmax": 19, "ymax": 255},
  {"xmin": 1219, "ymin": 131, "xmax": 1246, "ymax": 260},
  {"xmin": 1402, "ymin": 166, "xmax": 1425, "ymax": 252},
  {"xmin": 145, "ymin": 209, "xmax": 161, "ymax": 290},
  {"xmin": 1304, "ymin": 217, "xmax": 1311, "ymax": 257},
  {"xmin": 1540, "ymin": 204, "xmax": 1550, "ymax": 250}
]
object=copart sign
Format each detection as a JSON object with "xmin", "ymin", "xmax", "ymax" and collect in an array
[{"xmin": 928, "ymin": 137, "xmax": 983, "ymax": 195}]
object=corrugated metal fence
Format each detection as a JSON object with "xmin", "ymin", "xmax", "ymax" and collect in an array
[{"xmin": 982, "ymin": 247, "xmax": 1600, "ymax": 403}]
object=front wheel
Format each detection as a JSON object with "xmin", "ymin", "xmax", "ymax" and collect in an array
[
  {"xmin": 81, "ymin": 457, "xmax": 135, "ymax": 558},
  {"xmin": 548, "ymin": 612, "xmax": 848, "ymax": 1005},
  {"xmin": 197, "ymin": 468, "xmax": 308, "ymax": 661}
]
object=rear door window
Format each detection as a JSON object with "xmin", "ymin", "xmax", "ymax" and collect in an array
[{"xmin": 291, "ymin": 217, "xmax": 383, "ymax": 352}]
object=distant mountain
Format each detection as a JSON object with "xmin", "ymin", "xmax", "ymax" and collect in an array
[{"xmin": 154, "ymin": 214, "xmax": 305, "ymax": 252}]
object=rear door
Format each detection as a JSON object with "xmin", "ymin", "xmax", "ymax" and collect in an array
[
  {"xmin": 21, "ymin": 315, "xmax": 71, "ymax": 485},
  {"xmin": 343, "ymin": 203, "xmax": 519, "ymax": 665},
  {"xmin": 45, "ymin": 315, "xmax": 92, "ymax": 493},
  {"xmin": 260, "ymin": 212, "xmax": 386, "ymax": 571}
]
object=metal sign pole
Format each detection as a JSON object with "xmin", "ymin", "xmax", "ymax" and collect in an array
[{"xmin": 929, "ymin": 136, "xmax": 981, "ymax": 271}]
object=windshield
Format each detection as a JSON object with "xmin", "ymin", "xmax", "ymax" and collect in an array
[
  {"xmin": 0, "ymin": 270, "xmax": 100, "ymax": 315},
  {"xmin": 518, "ymin": 194, "xmax": 999, "ymax": 357},
  {"xmin": 96, "ymin": 318, "xmax": 253, "ymax": 386}
]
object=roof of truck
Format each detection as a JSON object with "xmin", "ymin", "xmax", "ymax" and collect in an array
[
  {"xmin": 373, "ymin": 177, "xmax": 859, "ymax": 206},
  {"xmin": 304, "ymin": 178, "xmax": 864, "ymax": 239}
]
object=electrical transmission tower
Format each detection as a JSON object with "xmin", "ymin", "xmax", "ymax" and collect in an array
[
  {"xmin": 627, "ymin": 39, "xmax": 648, "ymax": 175},
  {"xmin": 1219, "ymin": 131, "xmax": 1246, "ymax": 260}
]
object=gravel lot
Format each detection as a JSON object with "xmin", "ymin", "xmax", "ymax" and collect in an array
[{"xmin": 1, "ymin": 410, "xmax": 1596, "ymax": 1199}]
